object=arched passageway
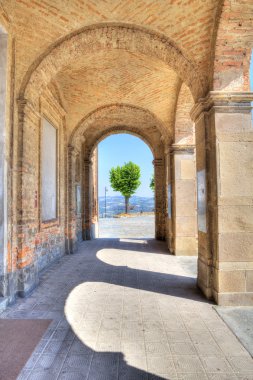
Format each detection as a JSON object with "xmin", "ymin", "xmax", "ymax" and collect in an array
[
  {"xmin": 95, "ymin": 133, "xmax": 156, "ymax": 239},
  {"xmin": 68, "ymin": 104, "xmax": 168, "ymax": 246},
  {"xmin": 1, "ymin": 2, "xmax": 253, "ymax": 379},
  {"xmin": 0, "ymin": 1, "xmax": 251, "ymax": 309}
]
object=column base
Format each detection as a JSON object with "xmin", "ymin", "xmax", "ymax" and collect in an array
[
  {"xmin": 17, "ymin": 262, "xmax": 39, "ymax": 298},
  {"xmin": 213, "ymin": 291, "xmax": 253, "ymax": 306},
  {"xmin": 197, "ymin": 278, "xmax": 213, "ymax": 300},
  {"xmin": 0, "ymin": 271, "xmax": 17, "ymax": 303},
  {"xmin": 197, "ymin": 256, "xmax": 213, "ymax": 300}
]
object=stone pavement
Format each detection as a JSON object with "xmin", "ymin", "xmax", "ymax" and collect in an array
[
  {"xmin": 216, "ymin": 307, "xmax": 253, "ymax": 358},
  {"xmin": 98, "ymin": 215, "xmax": 155, "ymax": 238},
  {"xmin": 1, "ymin": 238, "xmax": 253, "ymax": 380}
]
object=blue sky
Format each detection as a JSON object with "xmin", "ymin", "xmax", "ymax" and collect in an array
[{"xmin": 98, "ymin": 134, "xmax": 154, "ymax": 197}]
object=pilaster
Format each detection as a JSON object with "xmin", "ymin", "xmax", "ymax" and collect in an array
[
  {"xmin": 191, "ymin": 91, "xmax": 253, "ymax": 305},
  {"xmin": 170, "ymin": 145, "xmax": 198, "ymax": 256},
  {"xmin": 153, "ymin": 158, "xmax": 166, "ymax": 241}
]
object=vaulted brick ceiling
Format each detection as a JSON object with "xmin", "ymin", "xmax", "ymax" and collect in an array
[
  {"xmin": 55, "ymin": 49, "xmax": 181, "ymax": 134},
  {"xmin": 2, "ymin": 0, "xmax": 221, "ymax": 136}
]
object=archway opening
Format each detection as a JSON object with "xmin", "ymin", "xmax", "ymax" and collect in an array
[{"xmin": 96, "ymin": 133, "xmax": 155, "ymax": 239}]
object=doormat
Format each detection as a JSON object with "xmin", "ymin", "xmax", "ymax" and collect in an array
[{"xmin": 0, "ymin": 319, "xmax": 52, "ymax": 380}]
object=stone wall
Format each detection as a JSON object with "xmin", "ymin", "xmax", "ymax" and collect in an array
[
  {"xmin": 0, "ymin": 28, "xmax": 8, "ymax": 296},
  {"xmin": 171, "ymin": 148, "xmax": 198, "ymax": 256},
  {"xmin": 12, "ymin": 89, "xmax": 67, "ymax": 297},
  {"xmin": 192, "ymin": 92, "xmax": 253, "ymax": 305}
]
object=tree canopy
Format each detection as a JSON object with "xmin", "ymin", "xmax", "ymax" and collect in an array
[
  {"xmin": 150, "ymin": 173, "xmax": 155, "ymax": 192},
  {"xmin": 109, "ymin": 161, "xmax": 141, "ymax": 213}
]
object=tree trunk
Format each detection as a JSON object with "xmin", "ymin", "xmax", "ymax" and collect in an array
[{"xmin": 125, "ymin": 196, "xmax": 130, "ymax": 214}]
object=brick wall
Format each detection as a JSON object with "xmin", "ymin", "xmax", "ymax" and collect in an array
[{"xmin": 213, "ymin": 0, "xmax": 253, "ymax": 91}]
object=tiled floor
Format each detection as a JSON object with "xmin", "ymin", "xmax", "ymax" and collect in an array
[
  {"xmin": 1, "ymin": 238, "xmax": 253, "ymax": 380},
  {"xmin": 98, "ymin": 215, "xmax": 155, "ymax": 238}
]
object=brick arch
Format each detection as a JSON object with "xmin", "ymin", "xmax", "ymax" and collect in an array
[
  {"xmin": 87, "ymin": 126, "xmax": 157, "ymax": 160},
  {"xmin": 213, "ymin": 0, "xmax": 253, "ymax": 91},
  {"xmin": 69, "ymin": 103, "xmax": 167, "ymax": 151},
  {"xmin": 19, "ymin": 23, "xmax": 205, "ymax": 102},
  {"xmin": 0, "ymin": 5, "xmax": 11, "ymax": 33},
  {"xmin": 69, "ymin": 103, "xmax": 167, "ymax": 242},
  {"xmin": 174, "ymin": 83, "xmax": 195, "ymax": 146}
]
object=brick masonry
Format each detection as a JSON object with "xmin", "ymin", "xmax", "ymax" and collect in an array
[{"xmin": 0, "ymin": 1, "xmax": 252, "ymax": 306}]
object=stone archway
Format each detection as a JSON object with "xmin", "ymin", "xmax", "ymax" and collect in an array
[
  {"xmin": 68, "ymin": 105, "xmax": 168, "ymax": 249},
  {"xmin": 19, "ymin": 23, "xmax": 205, "ymax": 103}
]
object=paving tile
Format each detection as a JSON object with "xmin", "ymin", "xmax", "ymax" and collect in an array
[
  {"xmin": 16, "ymin": 369, "xmax": 32, "ymax": 380},
  {"xmin": 173, "ymin": 355, "xmax": 205, "ymax": 373},
  {"xmin": 166, "ymin": 330, "xmax": 191, "ymax": 343},
  {"xmin": 62, "ymin": 354, "xmax": 92, "ymax": 372},
  {"xmin": 58, "ymin": 370, "xmax": 89, "ymax": 380},
  {"xmin": 33, "ymin": 353, "xmax": 66, "ymax": 373},
  {"xmin": 163, "ymin": 319, "xmax": 186, "ymax": 331},
  {"xmin": 189, "ymin": 330, "xmax": 216, "ymax": 344},
  {"xmin": 22, "ymin": 354, "xmax": 40, "ymax": 370},
  {"xmin": 1, "ymin": 238, "xmax": 251, "ymax": 380},
  {"xmin": 227, "ymin": 356, "xmax": 253, "ymax": 372},
  {"xmin": 96, "ymin": 340, "xmax": 121, "ymax": 352},
  {"xmin": 148, "ymin": 374, "xmax": 177, "ymax": 380},
  {"xmin": 170, "ymin": 341, "xmax": 197, "ymax": 355},
  {"xmin": 207, "ymin": 374, "xmax": 238, "ymax": 380},
  {"xmin": 236, "ymin": 373, "xmax": 253, "ymax": 380},
  {"xmin": 67, "ymin": 339, "xmax": 93, "ymax": 356},
  {"xmin": 28, "ymin": 369, "xmax": 59, "ymax": 380},
  {"xmin": 118, "ymin": 364, "xmax": 148, "ymax": 380},
  {"xmin": 123, "ymin": 355, "xmax": 147, "ymax": 371},
  {"xmin": 121, "ymin": 340, "xmax": 146, "ymax": 355},
  {"xmin": 193, "ymin": 341, "xmax": 225, "ymax": 356},
  {"xmin": 146, "ymin": 355, "xmax": 176, "ymax": 374},
  {"xmin": 200, "ymin": 356, "xmax": 234, "ymax": 373},
  {"xmin": 89, "ymin": 352, "xmax": 119, "ymax": 379},
  {"xmin": 178, "ymin": 374, "xmax": 209, "ymax": 380}
]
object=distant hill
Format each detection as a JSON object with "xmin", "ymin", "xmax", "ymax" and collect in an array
[{"xmin": 99, "ymin": 195, "xmax": 154, "ymax": 218}]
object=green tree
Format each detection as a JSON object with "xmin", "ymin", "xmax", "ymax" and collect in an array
[
  {"xmin": 150, "ymin": 173, "xmax": 155, "ymax": 192},
  {"xmin": 109, "ymin": 161, "xmax": 141, "ymax": 214}
]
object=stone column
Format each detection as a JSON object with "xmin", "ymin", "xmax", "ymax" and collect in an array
[
  {"xmin": 83, "ymin": 158, "xmax": 92, "ymax": 240},
  {"xmin": 165, "ymin": 150, "xmax": 173, "ymax": 251},
  {"xmin": 66, "ymin": 145, "xmax": 78, "ymax": 254},
  {"xmin": 170, "ymin": 145, "xmax": 198, "ymax": 256},
  {"xmin": 15, "ymin": 99, "xmax": 40, "ymax": 298},
  {"xmin": 153, "ymin": 158, "xmax": 166, "ymax": 240},
  {"xmin": 192, "ymin": 92, "xmax": 253, "ymax": 305},
  {"xmin": 90, "ymin": 149, "xmax": 99, "ymax": 238}
]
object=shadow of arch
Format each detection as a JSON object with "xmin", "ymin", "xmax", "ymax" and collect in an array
[
  {"xmin": 61, "ymin": 238, "xmax": 204, "ymax": 379},
  {"xmin": 18, "ymin": 22, "xmax": 205, "ymax": 102}
]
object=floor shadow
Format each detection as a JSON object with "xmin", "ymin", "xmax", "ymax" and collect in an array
[
  {"xmin": 77, "ymin": 238, "xmax": 205, "ymax": 303},
  {"xmin": 5, "ymin": 238, "xmax": 214, "ymax": 380}
]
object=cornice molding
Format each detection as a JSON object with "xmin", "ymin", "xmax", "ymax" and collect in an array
[
  {"xmin": 191, "ymin": 91, "xmax": 253, "ymax": 122},
  {"xmin": 170, "ymin": 144, "xmax": 195, "ymax": 154}
]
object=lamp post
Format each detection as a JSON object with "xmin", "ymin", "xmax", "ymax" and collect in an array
[{"xmin": 104, "ymin": 186, "xmax": 108, "ymax": 218}]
